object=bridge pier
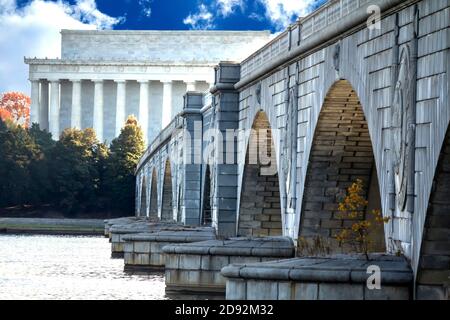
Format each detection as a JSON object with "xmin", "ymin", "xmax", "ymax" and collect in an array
[
  {"xmin": 209, "ymin": 63, "xmax": 241, "ymax": 238},
  {"xmin": 109, "ymin": 220, "xmax": 181, "ymax": 258},
  {"xmin": 222, "ymin": 255, "xmax": 413, "ymax": 300},
  {"xmin": 163, "ymin": 237, "xmax": 295, "ymax": 295},
  {"xmin": 122, "ymin": 227, "xmax": 216, "ymax": 272}
]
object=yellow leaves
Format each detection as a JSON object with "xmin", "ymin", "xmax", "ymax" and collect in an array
[{"xmin": 334, "ymin": 179, "xmax": 390, "ymax": 258}]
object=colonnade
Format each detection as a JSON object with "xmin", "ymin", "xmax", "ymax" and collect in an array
[{"xmin": 29, "ymin": 79, "xmax": 209, "ymax": 142}]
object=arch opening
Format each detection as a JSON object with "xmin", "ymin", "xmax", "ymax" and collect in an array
[
  {"xmin": 161, "ymin": 160, "xmax": 173, "ymax": 221},
  {"xmin": 176, "ymin": 184, "xmax": 182, "ymax": 223},
  {"xmin": 139, "ymin": 177, "xmax": 147, "ymax": 217},
  {"xmin": 238, "ymin": 111, "xmax": 282, "ymax": 237},
  {"xmin": 299, "ymin": 80, "xmax": 384, "ymax": 253},
  {"xmin": 417, "ymin": 127, "xmax": 450, "ymax": 299},
  {"xmin": 149, "ymin": 169, "xmax": 158, "ymax": 220},
  {"xmin": 202, "ymin": 165, "xmax": 212, "ymax": 226}
]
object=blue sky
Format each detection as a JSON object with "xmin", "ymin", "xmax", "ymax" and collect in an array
[
  {"xmin": 0, "ymin": 0, "xmax": 326, "ymax": 93},
  {"xmin": 12, "ymin": 0, "xmax": 327, "ymax": 31}
]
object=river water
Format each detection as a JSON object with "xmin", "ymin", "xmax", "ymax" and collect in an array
[{"xmin": 0, "ymin": 234, "xmax": 168, "ymax": 300}]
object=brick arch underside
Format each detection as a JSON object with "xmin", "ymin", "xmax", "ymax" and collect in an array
[
  {"xmin": 238, "ymin": 111, "xmax": 282, "ymax": 237},
  {"xmin": 202, "ymin": 165, "xmax": 212, "ymax": 226},
  {"xmin": 149, "ymin": 169, "xmax": 158, "ymax": 220},
  {"xmin": 299, "ymin": 80, "xmax": 384, "ymax": 252},
  {"xmin": 139, "ymin": 177, "xmax": 147, "ymax": 217},
  {"xmin": 161, "ymin": 161, "xmax": 173, "ymax": 221},
  {"xmin": 416, "ymin": 127, "xmax": 450, "ymax": 300}
]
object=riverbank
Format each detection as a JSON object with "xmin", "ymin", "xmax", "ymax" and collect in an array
[{"xmin": 0, "ymin": 218, "xmax": 105, "ymax": 235}]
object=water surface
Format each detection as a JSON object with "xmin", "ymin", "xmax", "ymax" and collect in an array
[{"xmin": 0, "ymin": 234, "xmax": 167, "ymax": 300}]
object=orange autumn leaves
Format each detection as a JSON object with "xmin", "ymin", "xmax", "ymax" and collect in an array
[{"xmin": 0, "ymin": 92, "xmax": 31, "ymax": 127}]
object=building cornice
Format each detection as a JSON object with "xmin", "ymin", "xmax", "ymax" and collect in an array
[
  {"xmin": 60, "ymin": 29, "xmax": 271, "ymax": 37},
  {"xmin": 24, "ymin": 58, "xmax": 217, "ymax": 68}
]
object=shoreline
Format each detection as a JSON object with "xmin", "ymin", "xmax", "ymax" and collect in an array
[{"xmin": 0, "ymin": 217, "xmax": 105, "ymax": 236}]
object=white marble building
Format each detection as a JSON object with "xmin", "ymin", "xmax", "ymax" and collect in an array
[{"xmin": 26, "ymin": 29, "xmax": 271, "ymax": 143}]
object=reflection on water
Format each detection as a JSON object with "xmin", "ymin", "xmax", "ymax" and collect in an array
[{"xmin": 0, "ymin": 234, "xmax": 167, "ymax": 300}]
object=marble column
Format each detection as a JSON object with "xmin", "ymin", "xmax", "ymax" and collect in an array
[
  {"xmin": 115, "ymin": 80, "xmax": 126, "ymax": 137},
  {"xmin": 185, "ymin": 81, "xmax": 196, "ymax": 92},
  {"xmin": 30, "ymin": 80, "xmax": 40, "ymax": 125},
  {"xmin": 40, "ymin": 80, "xmax": 49, "ymax": 131},
  {"xmin": 70, "ymin": 79, "xmax": 82, "ymax": 129},
  {"xmin": 161, "ymin": 80, "xmax": 172, "ymax": 128},
  {"xmin": 93, "ymin": 80, "xmax": 104, "ymax": 142},
  {"xmin": 49, "ymin": 80, "xmax": 60, "ymax": 139},
  {"xmin": 138, "ymin": 80, "xmax": 149, "ymax": 143}
]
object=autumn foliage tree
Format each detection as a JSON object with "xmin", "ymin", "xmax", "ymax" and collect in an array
[
  {"xmin": 0, "ymin": 108, "xmax": 12, "ymax": 122},
  {"xmin": 0, "ymin": 92, "xmax": 31, "ymax": 127}
]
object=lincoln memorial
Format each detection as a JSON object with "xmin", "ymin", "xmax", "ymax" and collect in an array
[{"xmin": 25, "ymin": 29, "xmax": 271, "ymax": 143}]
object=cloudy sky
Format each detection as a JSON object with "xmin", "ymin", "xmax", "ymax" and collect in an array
[{"xmin": 0, "ymin": 0, "xmax": 326, "ymax": 94}]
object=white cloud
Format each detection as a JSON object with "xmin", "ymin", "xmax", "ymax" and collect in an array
[
  {"xmin": 183, "ymin": 4, "xmax": 214, "ymax": 30},
  {"xmin": 216, "ymin": 0, "xmax": 243, "ymax": 17},
  {"xmin": 72, "ymin": 0, "xmax": 125, "ymax": 29},
  {"xmin": 258, "ymin": 0, "xmax": 317, "ymax": 30},
  {"xmin": 138, "ymin": 0, "xmax": 152, "ymax": 18},
  {"xmin": 0, "ymin": 0, "xmax": 124, "ymax": 94}
]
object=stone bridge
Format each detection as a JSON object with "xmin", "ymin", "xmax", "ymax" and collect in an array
[{"xmin": 135, "ymin": 0, "xmax": 449, "ymax": 299}]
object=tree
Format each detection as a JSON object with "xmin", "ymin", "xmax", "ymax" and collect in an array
[
  {"xmin": 0, "ymin": 108, "xmax": 12, "ymax": 122},
  {"xmin": 27, "ymin": 123, "xmax": 55, "ymax": 205},
  {"xmin": 105, "ymin": 115, "xmax": 145, "ymax": 214},
  {"xmin": 335, "ymin": 179, "xmax": 390, "ymax": 260},
  {"xmin": 0, "ymin": 118, "xmax": 40, "ymax": 207},
  {"xmin": 49, "ymin": 128, "xmax": 102, "ymax": 214},
  {"xmin": 0, "ymin": 92, "xmax": 31, "ymax": 127}
]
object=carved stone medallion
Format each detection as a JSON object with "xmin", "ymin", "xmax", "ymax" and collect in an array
[{"xmin": 392, "ymin": 46, "xmax": 412, "ymax": 211}]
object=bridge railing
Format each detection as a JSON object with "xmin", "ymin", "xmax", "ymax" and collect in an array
[
  {"xmin": 240, "ymin": 0, "xmax": 369, "ymax": 80},
  {"xmin": 136, "ymin": 89, "xmax": 213, "ymax": 173},
  {"xmin": 136, "ymin": 113, "xmax": 184, "ymax": 172}
]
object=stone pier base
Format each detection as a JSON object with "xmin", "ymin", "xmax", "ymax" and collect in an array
[
  {"xmin": 162, "ymin": 237, "xmax": 295, "ymax": 295},
  {"xmin": 123, "ymin": 227, "xmax": 216, "ymax": 272},
  {"xmin": 109, "ymin": 221, "xmax": 180, "ymax": 258},
  {"xmin": 104, "ymin": 217, "xmax": 141, "ymax": 239},
  {"xmin": 221, "ymin": 254, "xmax": 413, "ymax": 300}
]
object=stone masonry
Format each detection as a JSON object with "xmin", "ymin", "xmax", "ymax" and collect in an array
[{"xmin": 135, "ymin": 0, "xmax": 450, "ymax": 299}]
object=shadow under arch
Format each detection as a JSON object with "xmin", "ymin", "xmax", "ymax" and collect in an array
[
  {"xmin": 139, "ymin": 176, "xmax": 147, "ymax": 217},
  {"xmin": 202, "ymin": 165, "xmax": 212, "ymax": 226},
  {"xmin": 149, "ymin": 168, "xmax": 158, "ymax": 220},
  {"xmin": 237, "ymin": 111, "xmax": 282, "ymax": 237},
  {"xmin": 416, "ymin": 126, "xmax": 450, "ymax": 299},
  {"xmin": 161, "ymin": 159, "xmax": 173, "ymax": 221},
  {"xmin": 298, "ymin": 80, "xmax": 385, "ymax": 253}
]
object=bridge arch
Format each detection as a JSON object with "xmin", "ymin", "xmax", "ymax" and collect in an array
[
  {"xmin": 237, "ymin": 111, "xmax": 282, "ymax": 237},
  {"xmin": 149, "ymin": 168, "xmax": 158, "ymax": 220},
  {"xmin": 298, "ymin": 79, "xmax": 384, "ymax": 253},
  {"xmin": 202, "ymin": 165, "xmax": 212, "ymax": 226},
  {"xmin": 139, "ymin": 176, "xmax": 148, "ymax": 217},
  {"xmin": 161, "ymin": 159, "xmax": 174, "ymax": 221},
  {"xmin": 416, "ymin": 126, "xmax": 450, "ymax": 299}
]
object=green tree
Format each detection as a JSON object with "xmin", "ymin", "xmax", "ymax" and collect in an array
[
  {"xmin": 27, "ymin": 123, "xmax": 54, "ymax": 205},
  {"xmin": 105, "ymin": 115, "xmax": 145, "ymax": 214},
  {"xmin": 49, "ymin": 128, "xmax": 102, "ymax": 214},
  {"xmin": 0, "ymin": 118, "xmax": 39, "ymax": 207}
]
